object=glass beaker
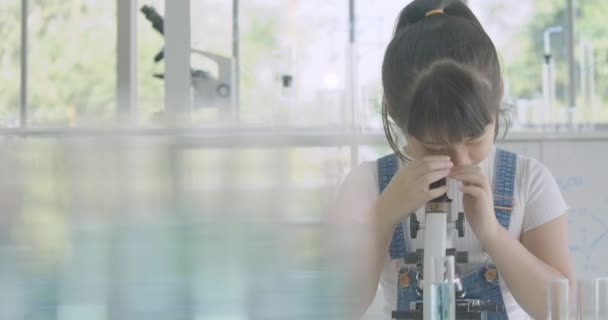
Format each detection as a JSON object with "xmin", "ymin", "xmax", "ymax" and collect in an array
[
  {"xmin": 547, "ymin": 278, "xmax": 574, "ymax": 320},
  {"xmin": 597, "ymin": 278, "xmax": 608, "ymax": 319},
  {"xmin": 429, "ymin": 256, "xmax": 456, "ymax": 320},
  {"xmin": 547, "ymin": 277, "xmax": 608, "ymax": 320}
]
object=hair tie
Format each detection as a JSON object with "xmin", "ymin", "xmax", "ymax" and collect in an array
[{"xmin": 425, "ymin": 9, "xmax": 444, "ymax": 17}]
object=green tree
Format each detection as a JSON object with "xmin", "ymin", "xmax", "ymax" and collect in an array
[
  {"xmin": 0, "ymin": 0, "xmax": 166, "ymax": 126},
  {"xmin": 0, "ymin": 0, "xmax": 22, "ymax": 125},
  {"xmin": 506, "ymin": 0, "xmax": 608, "ymax": 113},
  {"xmin": 26, "ymin": 0, "xmax": 117, "ymax": 125}
]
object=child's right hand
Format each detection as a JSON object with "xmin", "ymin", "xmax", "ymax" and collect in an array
[{"xmin": 377, "ymin": 156, "xmax": 453, "ymax": 226}]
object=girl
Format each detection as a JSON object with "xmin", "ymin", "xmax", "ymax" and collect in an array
[{"xmin": 331, "ymin": 0, "xmax": 573, "ymax": 319}]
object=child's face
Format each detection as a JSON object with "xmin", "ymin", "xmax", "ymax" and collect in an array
[{"xmin": 405, "ymin": 122, "xmax": 496, "ymax": 167}]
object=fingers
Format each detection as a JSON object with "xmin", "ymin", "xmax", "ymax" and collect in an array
[
  {"xmin": 450, "ymin": 164, "xmax": 481, "ymax": 175},
  {"xmin": 460, "ymin": 185, "xmax": 486, "ymax": 199},
  {"xmin": 426, "ymin": 185, "xmax": 449, "ymax": 201},
  {"xmin": 419, "ymin": 155, "xmax": 451, "ymax": 162},
  {"xmin": 411, "ymin": 157, "xmax": 453, "ymax": 178},
  {"xmin": 411, "ymin": 156, "xmax": 451, "ymax": 167},
  {"xmin": 417, "ymin": 169, "xmax": 452, "ymax": 186},
  {"xmin": 450, "ymin": 171, "xmax": 489, "ymax": 190}
]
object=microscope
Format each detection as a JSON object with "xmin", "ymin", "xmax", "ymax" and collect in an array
[
  {"xmin": 140, "ymin": 5, "xmax": 236, "ymax": 110},
  {"xmin": 391, "ymin": 178, "xmax": 504, "ymax": 320}
]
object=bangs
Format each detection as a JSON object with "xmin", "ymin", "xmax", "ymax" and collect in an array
[{"xmin": 406, "ymin": 66, "xmax": 495, "ymax": 144}]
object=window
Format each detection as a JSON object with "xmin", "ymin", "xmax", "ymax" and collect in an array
[
  {"xmin": 138, "ymin": 0, "xmax": 351, "ymax": 127},
  {"xmin": 28, "ymin": 0, "xmax": 117, "ymax": 126},
  {"xmin": 5, "ymin": 0, "xmax": 607, "ymax": 128},
  {"xmin": 190, "ymin": 0, "xmax": 234, "ymax": 124},
  {"xmin": 355, "ymin": 1, "xmax": 413, "ymax": 130},
  {"xmin": 575, "ymin": 0, "xmax": 608, "ymax": 124},
  {"xmin": 138, "ymin": 0, "xmax": 165, "ymax": 124},
  {"xmin": 0, "ymin": 0, "xmax": 21, "ymax": 127},
  {"xmin": 355, "ymin": 0, "xmax": 608, "ymax": 130},
  {"xmin": 470, "ymin": 0, "xmax": 608, "ymax": 127},
  {"xmin": 237, "ymin": 0, "xmax": 350, "ymax": 127}
]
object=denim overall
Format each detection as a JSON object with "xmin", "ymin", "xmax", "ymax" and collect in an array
[{"xmin": 377, "ymin": 149, "xmax": 517, "ymax": 320}]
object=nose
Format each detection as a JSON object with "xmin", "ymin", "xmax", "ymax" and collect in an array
[{"xmin": 449, "ymin": 147, "xmax": 471, "ymax": 166}]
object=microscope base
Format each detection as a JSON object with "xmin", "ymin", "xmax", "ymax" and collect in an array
[
  {"xmin": 391, "ymin": 298, "xmax": 502, "ymax": 320},
  {"xmin": 391, "ymin": 310, "xmax": 488, "ymax": 320}
]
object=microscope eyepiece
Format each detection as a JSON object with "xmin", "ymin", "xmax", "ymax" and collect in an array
[{"xmin": 429, "ymin": 178, "xmax": 449, "ymax": 202}]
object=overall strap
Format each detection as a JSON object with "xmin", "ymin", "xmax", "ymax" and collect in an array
[
  {"xmin": 457, "ymin": 149, "xmax": 517, "ymax": 320},
  {"xmin": 493, "ymin": 149, "xmax": 517, "ymax": 230},
  {"xmin": 376, "ymin": 154, "xmax": 407, "ymax": 259}
]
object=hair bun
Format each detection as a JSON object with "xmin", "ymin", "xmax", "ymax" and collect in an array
[{"xmin": 394, "ymin": 0, "xmax": 482, "ymax": 33}]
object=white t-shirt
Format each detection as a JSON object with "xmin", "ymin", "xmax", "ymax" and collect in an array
[{"xmin": 331, "ymin": 146, "xmax": 568, "ymax": 320}]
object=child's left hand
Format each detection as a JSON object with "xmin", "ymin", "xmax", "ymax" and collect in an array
[{"xmin": 450, "ymin": 165, "xmax": 501, "ymax": 246}]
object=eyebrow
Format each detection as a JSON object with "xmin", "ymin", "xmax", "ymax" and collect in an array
[
  {"xmin": 422, "ymin": 142, "xmax": 446, "ymax": 147},
  {"xmin": 421, "ymin": 135, "xmax": 481, "ymax": 146}
]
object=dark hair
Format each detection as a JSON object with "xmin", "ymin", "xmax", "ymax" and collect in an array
[{"xmin": 382, "ymin": 0, "xmax": 507, "ymax": 160}]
